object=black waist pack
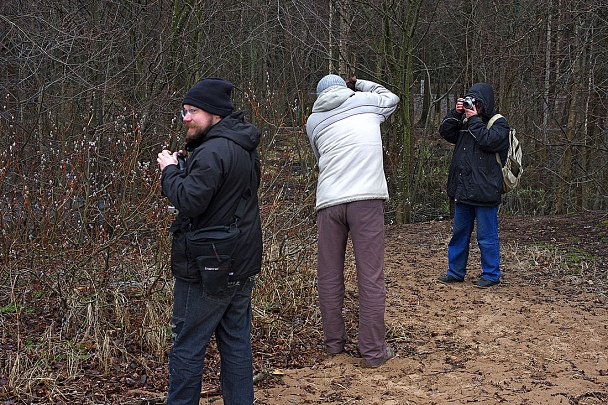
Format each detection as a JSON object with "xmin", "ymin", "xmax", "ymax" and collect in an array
[{"xmin": 185, "ymin": 225, "xmax": 241, "ymax": 295}]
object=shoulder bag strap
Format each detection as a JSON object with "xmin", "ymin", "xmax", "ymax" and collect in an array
[{"xmin": 487, "ymin": 114, "xmax": 505, "ymax": 167}]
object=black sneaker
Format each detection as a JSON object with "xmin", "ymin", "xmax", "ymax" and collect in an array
[
  {"xmin": 438, "ymin": 275, "xmax": 464, "ymax": 284},
  {"xmin": 473, "ymin": 278, "xmax": 500, "ymax": 288}
]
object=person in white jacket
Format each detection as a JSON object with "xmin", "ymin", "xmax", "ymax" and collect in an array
[{"xmin": 306, "ymin": 74, "xmax": 399, "ymax": 367}]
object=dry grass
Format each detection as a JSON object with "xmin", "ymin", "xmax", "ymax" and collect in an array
[{"xmin": 0, "ymin": 126, "xmax": 325, "ymax": 402}]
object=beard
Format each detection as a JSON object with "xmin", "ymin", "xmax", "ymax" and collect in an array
[{"xmin": 184, "ymin": 122, "xmax": 209, "ymax": 144}]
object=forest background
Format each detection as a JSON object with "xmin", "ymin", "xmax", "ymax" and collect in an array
[{"xmin": 1, "ymin": 0, "xmax": 607, "ymax": 402}]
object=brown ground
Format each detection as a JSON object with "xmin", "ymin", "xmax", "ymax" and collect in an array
[{"xmin": 249, "ymin": 212, "xmax": 608, "ymax": 405}]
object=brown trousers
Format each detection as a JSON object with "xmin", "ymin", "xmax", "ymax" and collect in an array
[{"xmin": 316, "ymin": 199, "xmax": 387, "ymax": 364}]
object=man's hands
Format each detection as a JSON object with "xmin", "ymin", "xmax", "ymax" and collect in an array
[
  {"xmin": 157, "ymin": 149, "xmax": 178, "ymax": 171},
  {"xmin": 346, "ymin": 76, "xmax": 357, "ymax": 91},
  {"xmin": 457, "ymin": 98, "xmax": 478, "ymax": 119}
]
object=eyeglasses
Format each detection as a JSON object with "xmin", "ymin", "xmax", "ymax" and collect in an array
[{"xmin": 181, "ymin": 107, "xmax": 199, "ymax": 118}]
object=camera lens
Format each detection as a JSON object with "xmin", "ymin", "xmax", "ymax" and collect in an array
[{"xmin": 463, "ymin": 97, "xmax": 474, "ymax": 110}]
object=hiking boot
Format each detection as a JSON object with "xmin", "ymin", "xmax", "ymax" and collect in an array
[
  {"xmin": 473, "ymin": 278, "xmax": 500, "ymax": 288},
  {"xmin": 362, "ymin": 346, "xmax": 395, "ymax": 368},
  {"xmin": 438, "ymin": 275, "xmax": 464, "ymax": 284}
]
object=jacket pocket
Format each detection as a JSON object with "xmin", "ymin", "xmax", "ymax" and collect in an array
[{"xmin": 469, "ymin": 167, "xmax": 500, "ymax": 203}]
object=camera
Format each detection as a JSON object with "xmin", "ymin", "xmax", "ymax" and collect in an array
[
  {"xmin": 177, "ymin": 151, "xmax": 186, "ymax": 170},
  {"xmin": 462, "ymin": 96, "xmax": 476, "ymax": 110},
  {"xmin": 167, "ymin": 151, "xmax": 186, "ymax": 216}
]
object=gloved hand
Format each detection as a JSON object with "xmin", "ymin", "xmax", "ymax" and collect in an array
[{"xmin": 346, "ymin": 76, "xmax": 357, "ymax": 91}]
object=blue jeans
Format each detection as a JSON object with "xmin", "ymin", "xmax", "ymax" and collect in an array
[
  {"xmin": 167, "ymin": 276, "xmax": 256, "ymax": 405},
  {"xmin": 446, "ymin": 203, "xmax": 500, "ymax": 282}
]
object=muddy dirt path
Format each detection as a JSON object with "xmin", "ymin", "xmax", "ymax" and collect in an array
[{"xmin": 250, "ymin": 213, "xmax": 608, "ymax": 404}]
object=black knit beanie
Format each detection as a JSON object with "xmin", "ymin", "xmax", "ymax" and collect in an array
[{"xmin": 182, "ymin": 78, "xmax": 235, "ymax": 117}]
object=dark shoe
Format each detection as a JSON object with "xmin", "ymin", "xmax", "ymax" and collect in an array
[
  {"xmin": 362, "ymin": 346, "xmax": 395, "ymax": 368},
  {"xmin": 438, "ymin": 275, "xmax": 464, "ymax": 284},
  {"xmin": 473, "ymin": 278, "xmax": 500, "ymax": 288}
]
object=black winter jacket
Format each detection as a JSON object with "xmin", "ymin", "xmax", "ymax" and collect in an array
[
  {"xmin": 440, "ymin": 83, "xmax": 510, "ymax": 206},
  {"xmin": 161, "ymin": 111, "xmax": 262, "ymax": 282}
]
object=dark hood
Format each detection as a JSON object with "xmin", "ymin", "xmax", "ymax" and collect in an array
[
  {"xmin": 465, "ymin": 82, "xmax": 495, "ymax": 118},
  {"xmin": 186, "ymin": 111, "xmax": 260, "ymax": 152}
]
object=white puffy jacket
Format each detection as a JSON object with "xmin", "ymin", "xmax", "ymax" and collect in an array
[{"xmin": 306, "ymin": 79, "xmax": 399, "ymax": 211}]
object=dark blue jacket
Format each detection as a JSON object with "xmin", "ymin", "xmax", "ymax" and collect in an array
[
  {"xmin": 440, "ymin": 83, "xmax": 510, "ymax": 206},
  {"xmin": 161, "ymin": 111, "xmax": 262, "ymax": 282}
]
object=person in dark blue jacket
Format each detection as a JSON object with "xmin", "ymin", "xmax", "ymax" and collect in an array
[
  {"xmin": 438, "ymin": 83, "xmax": 510, "ymax": 288},
  {"xmin": 157, "ymin": 77, "xmax": 262, "ymax": 404}
]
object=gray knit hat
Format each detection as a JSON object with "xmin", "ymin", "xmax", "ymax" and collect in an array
[{"xmin": 316, "ymin": 74, "xmax": 347, "ymax": 96}]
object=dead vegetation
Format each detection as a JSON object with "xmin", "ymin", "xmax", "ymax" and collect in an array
[{"xmin": 2, "ymin": 210, "xmax": 607, "ymax": 404}]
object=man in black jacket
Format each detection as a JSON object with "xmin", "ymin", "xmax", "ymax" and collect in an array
[
  {"xmin": 157, "ymin": 77, "xmax": 262, "ymax": 404},
  {"xmin": 437, "ymin": 83, "xmax": 509, "ymax": 288}
]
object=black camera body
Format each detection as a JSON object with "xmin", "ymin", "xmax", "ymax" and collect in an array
[
  {"xmin": 462, "ymin": 96, "xmax": 476, "ymax": 110},
  {"xmin": 177, "ymin": 152, "xmax": 186, "ymax": 170},
  {"xmin": 168, "ymin": 152, "xmax": 187, "ymax": 216}
]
